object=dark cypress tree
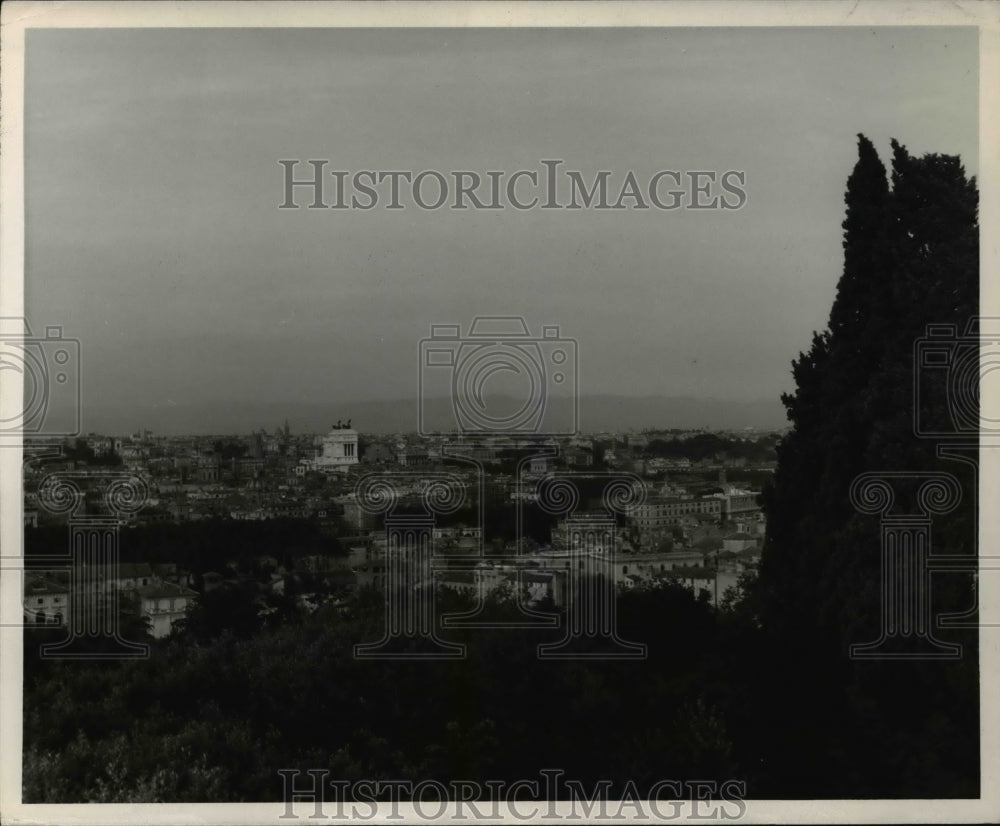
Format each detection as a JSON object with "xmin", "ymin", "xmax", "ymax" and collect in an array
[
  {"xmin": 757, "ymin": 135, "xmax": 894, "ymax": 641},
  {"xmin": 747, "ymin": 135, "xmax": 979, "ymax": 797},
  {"xmin": 829, "ymin": 134, "xmax": 891, "ymax": 343}
]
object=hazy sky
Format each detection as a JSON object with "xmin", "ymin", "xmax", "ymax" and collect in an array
[{"xmin": 24, "ymin": 27, "xmax": 978, "ymax": 428}]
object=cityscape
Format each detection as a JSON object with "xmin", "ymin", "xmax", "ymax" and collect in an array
[
  {"xmin": 23, "ymin": 423, "xmax": 778, "ymax": 639},
  {"xmin": 7, "ymin": 11, "xmax": 988, "ymax": 822}
]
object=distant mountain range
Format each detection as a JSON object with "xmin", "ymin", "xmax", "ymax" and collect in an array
[{"xmin": 80, "ymin": 395, "xmax": 787, "ymax": 437}]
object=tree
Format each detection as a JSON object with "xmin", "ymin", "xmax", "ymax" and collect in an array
[
  {"xmin": 757, "ymin": 134, "xmax": 977, "ymax": 641},
  {"xmin": 174, "ymin": 585, "xmax": 263, "ymax": 642},
  {"xmin": 750, "ymin": 135, "xmax": 978, "ymax": 796}
]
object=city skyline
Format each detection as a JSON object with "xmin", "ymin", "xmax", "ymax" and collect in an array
[{"xmin": 61, "ymin": 394, "xmax": 790, "ymax": 438}]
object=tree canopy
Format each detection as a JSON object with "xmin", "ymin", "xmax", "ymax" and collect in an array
[{"xmin": 749, "ymin": 134, "xmax": 978, "ymax": 794}]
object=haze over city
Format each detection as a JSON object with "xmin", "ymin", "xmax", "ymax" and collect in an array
[{"xmin": 24, "ymin": 26, "xmax": 978, "ymax": 434}]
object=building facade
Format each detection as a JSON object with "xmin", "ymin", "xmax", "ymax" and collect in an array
[
  {"xmin": 630, "ymin": 496, "xmax": 723, "ymax": 540},
  {"xmin": 315, "ymin": 426, "xmax": 359, "ymax": 473}
]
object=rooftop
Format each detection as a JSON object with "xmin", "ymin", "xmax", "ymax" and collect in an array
[{"xmin": 136, "ymin": 580, "xmax": 197, "ymax": 600}]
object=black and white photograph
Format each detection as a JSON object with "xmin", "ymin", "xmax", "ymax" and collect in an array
[{"xmin": 1, "ymin": 2, "xmax": 997, "ymax": 823}]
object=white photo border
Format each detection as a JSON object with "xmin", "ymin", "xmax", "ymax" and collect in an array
[{"xmin": 1, "ymin": 1, "xmax": 998, "ymax": 824}]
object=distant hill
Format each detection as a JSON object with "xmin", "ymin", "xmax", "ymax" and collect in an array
[{"xmin": 81, "ymin": 395, "xmax": 786, "ymax": 437}]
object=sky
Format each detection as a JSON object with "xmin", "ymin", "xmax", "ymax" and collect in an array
[{"xmin": 23, "ymin": 26, "xmax": 979, "ymax": 433}]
